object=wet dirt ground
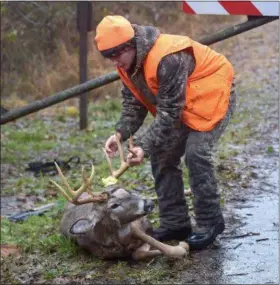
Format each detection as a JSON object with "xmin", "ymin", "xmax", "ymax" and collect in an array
[{"xmin": 178, "ymin": 20, "xmax": 279, "ymax": 284}]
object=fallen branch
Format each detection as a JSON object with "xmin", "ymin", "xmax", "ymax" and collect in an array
[
  {"xmin": 256, "ymin": 238, "xmax": 269, "ymax": 242},
  {"xmin": 226, "ymin": 273, "xmax": 248, "ymax": 276},
  {"xmin": 147, "ymin": 258, "xmax": 155, "ymax": 267},
  {"xmin": 233, "ymin": 242, "xmax": 242, "ymax": 249},
  {"xmin": 221, "ymin": 232, "xmax": 260, "ymax": 239}
]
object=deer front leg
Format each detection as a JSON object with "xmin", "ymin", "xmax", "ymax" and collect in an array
[
  {"xmin": 131, "ymin": 222, "xmax": 189, "ymax": 259},
  {"xmin": 132, "ymin": 243, "xmax": 162, "ymax": 260}
]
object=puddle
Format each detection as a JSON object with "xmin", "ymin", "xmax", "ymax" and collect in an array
[
  {"xmin": 0, "ymin": 195, "xmax": 44, "ymax": 217},
  {"xmin": 1, "ymin": 196, "xmax": 21, "ymax": 217},
  {"xmin": 221, "ymin": 192, "xmax": 278, "ymax": 284}
]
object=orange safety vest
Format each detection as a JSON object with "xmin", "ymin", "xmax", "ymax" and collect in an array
[{"xmin": 117, "ymin": 34, "xmax": 234, "ymax": 131}]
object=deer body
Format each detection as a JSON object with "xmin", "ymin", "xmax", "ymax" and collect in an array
[{"xmin": 60, "ymin": 189, "xmax": 153, "ymax": 259}]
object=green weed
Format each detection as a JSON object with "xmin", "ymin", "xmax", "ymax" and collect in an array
[{"xmin": 267, "ymin": 146, "xmax": 274, "ymax": 153}]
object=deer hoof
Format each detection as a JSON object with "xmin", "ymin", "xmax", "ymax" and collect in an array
[
  {"xmin": 178, "ymin": 241, "xmax": 190, "ymax": 252},
  {"xmin": 170, "ymin": 242, "xmax": 190, "ymax": 259},
  {"xmin": 167, "ymin": 246, "xmax": 187, "ymax": 259}
]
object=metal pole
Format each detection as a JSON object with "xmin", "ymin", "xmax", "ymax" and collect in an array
[
  {"xmin": 0, "ymin": 72, "xmax": 119, "ymax": 125},
  {"xmin": 199, "ymin": 16, "xmax": 278, "ymax": 45},
  {"xmin": 77, "ymin": 2, "xmax": 92, "ymax": 130},
  {"xmin": 1, "ymin": 16, "xmax": 278, "ymax": 125}
]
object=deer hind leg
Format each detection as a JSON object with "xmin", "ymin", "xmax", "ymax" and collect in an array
[
  {"xmin": 132, "ymin": 243, "xmax": 162, "ymax": 260},
  {"xmin": 131, "ymin": 222, "xmax": 189, "ymax": 259}
]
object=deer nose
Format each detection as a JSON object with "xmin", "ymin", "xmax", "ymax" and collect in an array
[{"xmin": 144, "ymin": 199, "xmax": 154, "ymax": 213}]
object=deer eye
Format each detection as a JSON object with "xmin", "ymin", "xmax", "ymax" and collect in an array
[{"xmin": 110, "ymin": 204, "xmax": 119, "ymax": 209}]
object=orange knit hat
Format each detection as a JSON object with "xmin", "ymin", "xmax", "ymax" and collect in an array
[{"xmin": 95, "ymin": 16, "xmax": 135, "ymax": 51}]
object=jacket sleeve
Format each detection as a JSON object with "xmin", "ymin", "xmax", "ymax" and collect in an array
[
  {"xmin": 115, "ymin": 83, "xmax": 148, "ymax": 141},
  {"xmin": 137, "ymin": 51, "xmax": 195, "ymax": 156}
]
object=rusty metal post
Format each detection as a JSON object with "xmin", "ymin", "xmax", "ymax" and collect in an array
[{"xmin": 77, "ymin": 2, "xmax": 92, "ymax": 130}]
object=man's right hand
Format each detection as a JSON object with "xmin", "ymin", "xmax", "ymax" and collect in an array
[{"xmin": 104, "ymin": 133, "xmax": 122, "ymax": 158}]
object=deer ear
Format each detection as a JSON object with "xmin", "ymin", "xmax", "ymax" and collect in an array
[{"xmin": 70, "ymin": 219, "xmax": 94, "ymax": 234}]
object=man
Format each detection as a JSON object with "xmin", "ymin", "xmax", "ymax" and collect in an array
[{"xmin": 95, "ymin": 15, "xmax": 236, "ymax": 249}]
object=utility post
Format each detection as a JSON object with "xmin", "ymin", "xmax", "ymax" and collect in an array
[{"xmin": 77, "ymin": 2, "xmax": 93, "ymax": 130}]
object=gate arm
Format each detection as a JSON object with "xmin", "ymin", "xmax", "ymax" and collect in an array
[
  {"xmin": 0, "ymin": 72, "xmax": 119, "ymax": 125},
  {"xmin": 199, "ymin": 16, "xmax": 278, "ymax": 46}
]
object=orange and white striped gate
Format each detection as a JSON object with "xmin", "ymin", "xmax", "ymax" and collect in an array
[{"xmin": 183, "ymin": 1, "xmax": 279, "ymax": 16}]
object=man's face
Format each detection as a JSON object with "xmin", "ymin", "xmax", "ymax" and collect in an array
[{"xmin": 109, "ymin": 47, "xmax": 136, "ymax": 71}]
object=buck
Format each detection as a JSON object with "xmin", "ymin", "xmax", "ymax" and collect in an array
[{"xmin": 51, "ymin": 137, "xmax": 189, "ymax": 260}]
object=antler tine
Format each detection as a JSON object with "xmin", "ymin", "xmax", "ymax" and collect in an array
[
  {"xmin": 51, "ymin": 162, "xmax": 75, "ymax": 199},
  {"xmin": 50, "ymin": 180, "xmax": 73, "ymax": 202},
  {"xmin": 72, "ymin": 164, "xmax": 95, "ymax": 203},
  {"xmin": 51, "ymin": 162, "xmax": 107, "ymax": 205},
  {"xmin": 115, "ymin": 134, "xmax": 125, "ymax": 166},
  {"xmin": 50, "ymin": 162, "xmax": 89, "ymax": 202},
  {"xmin": 102, "ymin": 148, "xmax": 114, "ymax": 176},
  {"xmin": 103, "ymin": 135, "xmax": 136, "ymax": 180},
  {"xmin": 128, "ymin": 135, "xmax": 134, "ymax": 149},
  {"xmin": 112, "ymin": 134, "xmax": 132, "ymax": 179},
  {"xmin": 81, "ymin": 165, "xmax": 95, "ymax": 188}
]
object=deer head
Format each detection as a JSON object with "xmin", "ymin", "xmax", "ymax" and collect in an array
[{"xmin": 69, "ymin": 186, "xmax": 154, "ymax": 235}]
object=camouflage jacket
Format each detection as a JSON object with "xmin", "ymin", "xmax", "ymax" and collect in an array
[{"xmin": 115, "ymin": 25, "xmax": 195, "ymax": 156}]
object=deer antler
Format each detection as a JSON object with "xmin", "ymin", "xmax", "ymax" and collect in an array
[
  {"xmin": 102, "ymin": 135, "xmax": 135, "ymax": 179},
  {"xmin": 50, "ymin": 162, "xmax": 108, "ymax": 205}
]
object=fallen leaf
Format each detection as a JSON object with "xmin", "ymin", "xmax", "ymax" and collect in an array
[
  {"xmin": 65, "ymin": 106, "xmax": 79, "ymax": 117},
  {"xmin": 1, "ymin": 244, "xmax": 21, "ymax": 257}
]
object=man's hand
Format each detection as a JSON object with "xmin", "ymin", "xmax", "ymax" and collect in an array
[
  {"xmin": 104, "ymin": 133, "xmax": 122, "ymax": 158},
  {"xmin": 127, "ymin": 146, "xmax": 144, "ymax": 166}
]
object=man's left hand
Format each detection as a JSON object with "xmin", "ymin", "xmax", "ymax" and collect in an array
[{"xmin": 127, "ymin": 146, "xmax": 144, "ymax": 166}]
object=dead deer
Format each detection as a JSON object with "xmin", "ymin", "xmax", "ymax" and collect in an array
[{"xmin": 51, "ymin": 136, "xmax": 189, "ymax": 260}]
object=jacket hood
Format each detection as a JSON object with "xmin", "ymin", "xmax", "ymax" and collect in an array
[{"xmin": 130, "ymin": 24, "xmax": 160, "ymax": 76}]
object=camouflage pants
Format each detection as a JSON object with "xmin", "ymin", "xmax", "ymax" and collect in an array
[{"xmin": 150, "ymin": 86, "xmax": 237, "ymax": 230}]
